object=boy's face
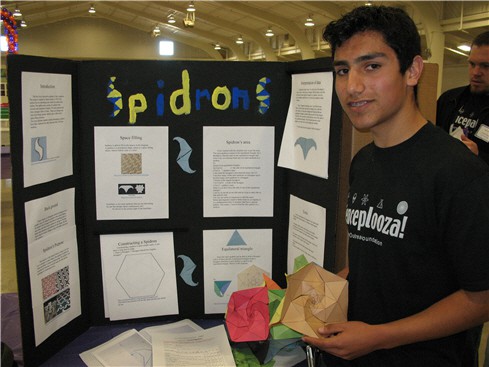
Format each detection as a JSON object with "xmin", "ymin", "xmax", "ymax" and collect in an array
[
  {"xmin": 468, "ymin": 44, "xmax": 489, "ymax": 95},
  {"xmin": 332, "ymin": 31, "xmax": 415, "ymax": 138}
]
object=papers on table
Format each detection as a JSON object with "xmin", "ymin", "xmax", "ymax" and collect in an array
[
  {"xmin": 93, "ymin": 330, "xmax": 152, "ymax": 367},
  {"xmin": 79, "ymin": 320, "xmax": 237, "ymax": 367},
  {"xmin": 153, "ymin": 324, "xmax": 236, "ymax": 367}
]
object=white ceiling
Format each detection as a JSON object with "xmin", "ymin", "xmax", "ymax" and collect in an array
[{"xmin": 2, "ymin": 1, "xmax": 489, "ymax": 64}]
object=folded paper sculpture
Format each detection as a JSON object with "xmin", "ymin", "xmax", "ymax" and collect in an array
[
  {"xmin": 268, "ymin": 289, "xmax": 285, "ymax": 324},
  {"xmin": 268, "ymin": 289, "xmax": 302, "ymax": 340},
  {"xmin": 248, "ymin": 338, "xmax": 303, "ymax": 365},
  {"xmin": 262, "ymin": 273, "xmax": 281, "ymax": 290},
  {"xmin": 280, "ymin": 262, "xmax": 348, "ymax": 337},
  {"xmin": 293, "ymin": 254, "xmax": 309, "ymax": 273},
  {"xmin": 226, "ymin": 287, "xmax": 270, "ymax": 342}
]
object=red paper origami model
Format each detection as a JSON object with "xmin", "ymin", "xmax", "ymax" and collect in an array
[
  {"xmin": 280, "ymin": 262, "xmax": 348, "ymax": 337},
  {"xmin": 225, "ymin": 287, "xmax": 270, "ymax": 342}
]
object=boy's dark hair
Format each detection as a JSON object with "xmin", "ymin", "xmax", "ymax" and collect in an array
[
  {"xmin": 472, "ymin": 31, "xmax": 489, "ymax": 47},
  {"xmin": 323, "ymin": 6, "xmax": 421, "ymax": 74}
]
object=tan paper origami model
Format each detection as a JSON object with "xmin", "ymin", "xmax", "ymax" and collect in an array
[{"xmin": 280, "ymin": 262, "xmax": 348, "ymax": 337}]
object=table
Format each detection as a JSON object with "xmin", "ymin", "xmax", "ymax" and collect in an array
[{"xmin": 40, "ymin": 319, "xmax": 310, "ymax": 367}]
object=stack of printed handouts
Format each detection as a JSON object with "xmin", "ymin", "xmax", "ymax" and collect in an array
[{"xmin": 79, "ymin": 319, "xmax": 236, "ymax": 367}]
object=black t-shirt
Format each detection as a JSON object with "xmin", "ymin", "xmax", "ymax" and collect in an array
[
  {"xmin": 342, "ymin": 123, "xmax": 489, "ymax": 367},
  {"xmin": 447, "ymin": 93, "xmax": 488, "ymax": 138},
  {"xmin": 437, "ymin": 87, "xmax": 489, "ymax": 165}
]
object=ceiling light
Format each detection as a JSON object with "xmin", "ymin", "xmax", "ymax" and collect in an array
[
  {"xmin": 445, "ymin": 47, "xmax": 469, "ymax": 57},
  {"xmin": 457, "ymin": 44, "xmax": 471, "ymax": 52},
  {"xmin": 20, "ymin": 20, "xmax": 27, "ymax": 27},
  {"xmin": 183, "ymin": 11, "xmax": 195, "ymax": 27},
  {"xmin": 214, "ymin": 43, "xmax": 221, "ymax": 50},
  {"xmin": 167, "ymin": 14, "xmax": 176, "ymax": 24},
  {"xmin": 153, "ymin": 26, "xmax": 161, "ymax": 37},
  {"xmin": 187, "ymin": 2, "xmax": 195, "ymax": 12},
  {"xmin": 13, "ymin": 8, "xmax": 22, "ymax": 17},
  {"xmin": 88, "ymin": 5, "xmax": 96, "ymax": 14},
  {"xmin": 304, "ymin": 16, "xmax": 315, "ymax": 27},
  {"xmin": 235, "ymin": 36, "xmax": 244, "ymax": 45},
  {"xmin": 265, "ymin": 27, "xmax": 274, "ymax": 37},
  {"xmin": 365, "ymin": 2, "xmax": 373, "ymax": 6}
]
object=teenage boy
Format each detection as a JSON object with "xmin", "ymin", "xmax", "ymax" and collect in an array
[
  {"xmin": 302, "ymin": 6, "xmax": 489, "ymax": 367},
  {"xmin": 436, "ymin": 31, "xmax": 489, "ymax": 165}
]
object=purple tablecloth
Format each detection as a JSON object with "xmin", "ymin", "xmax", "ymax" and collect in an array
[
  {"xmin": 40, "ymin": 319, "xmax": 225, "ymax": 366},
  {"xmin": 1, "ymin": 293, "xmax": 23, "ymax": 366}
]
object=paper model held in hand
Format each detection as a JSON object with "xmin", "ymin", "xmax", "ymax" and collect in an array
[
  {"xmin": 226, "ymin": 286, "xmax": 270, "ymax": 342},
  {"xmin": 449, "ymin": 126, "xmax": 465, "ymax": 141},
  {"xmin": 280, "ymin": 262, "xmax": 348, "ymax": 337}
]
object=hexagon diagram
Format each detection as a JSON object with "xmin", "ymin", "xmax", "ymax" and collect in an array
[{"xmin": 116, "ymin": 253, "xmax": 165, "ymax": 298}]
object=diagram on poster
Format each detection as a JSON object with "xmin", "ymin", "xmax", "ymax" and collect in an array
[
  {"xmin": 203, "ymin": 229, "xmax": 272, "ymax": 314},
  {"xmin": 287, "ymin": 195, "xmax": 326, "ymax": 273},
  {"xmin": 28, "ymin": 225, "xmax": 81, "ymax": 346},
  {"xmin": 278, "ymin": 72, "xmax": 333, "ymax": 179},
  {"xmin": 94, "ymin": 126, "xmax": 169, "ymax": 220},
  {"xmin": 177, "ymin": 255, "xmax": 199, "ymax": 287},
  {"xmin": 203, "ymin": 126, "xmax": 274, "ymax": 217},
  {"xmin": 21, "ymin": 72, "xmax": 73, "ymax": 187},
  {"xmin": 100, "ymin": 232, "xmax": 179, "ymax": 321},
  {"xmin": 173, "ymin": 137, "xmax": 196, "ymax": 174}
]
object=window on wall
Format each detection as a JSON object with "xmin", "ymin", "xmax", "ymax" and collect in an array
[
  {"xmin": 159, "ymin": 41, "xmax": 174, "ymax": 56},
  {"xmin": 1, "ymin": 36, "xmax": 7, "ymax": 52}
]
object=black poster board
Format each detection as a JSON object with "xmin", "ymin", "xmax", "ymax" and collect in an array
[{"xmin": 7, "ymin": 54, "xmax": 343, "ymax": 367}]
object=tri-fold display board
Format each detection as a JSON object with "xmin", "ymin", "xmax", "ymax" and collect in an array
[{"xmin": 7, "ymin": 54, "xmax": 345, "ymax": 366}]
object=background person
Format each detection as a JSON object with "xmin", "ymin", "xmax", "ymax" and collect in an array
[
  {"xmin": 436, "ymin": 31, "xmax": 489, "ymax": 165},
  {"xmin": 437, "ymin": 30, "xmax": 489, "ymax": 367}
]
